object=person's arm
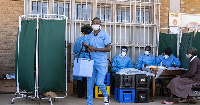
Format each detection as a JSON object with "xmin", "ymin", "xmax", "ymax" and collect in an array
[
  {"xmin": 180, "ymin": 60, "xmax": 197, "ymax": 78},
  {"xmin": 111, "ymin": 56, "xmax": 118, "ymax": 72},
  {"xmin": 135, "ymin": 55, "xmax": 143, "ymax": 70},
  {"xmin": 88, "ymin": 44, "xmax": 111, "ymax": 52},
  {"xmin": 127, "ymin": 58, "xmax": 133, "ymax": 68},
  {"xmin": 174, "ymin": 57, "xmax": 181, "ymax": 67},
  {"xmin": 155, "ymin": 55, "xmax": 162, "ymax": 66}
]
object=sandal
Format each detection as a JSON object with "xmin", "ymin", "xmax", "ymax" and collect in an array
[
  {"xmin": 161, "ymin": 101, "xmax": 174, "ymax": 104},
  {"xmin": 177, "ymin": 98, "xmax": 188, "ymax": 103}
]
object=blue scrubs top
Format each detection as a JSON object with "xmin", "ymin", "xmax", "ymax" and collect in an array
[
  {"xmin": 85, "ymin": 30, "xmax": 111, "ymax": 67},
  {"xmin": 135, "ymin": 54, "xmax": 155, "ymax": 70},
  {"xmin": 156, "ymin": 54, "xmax": 181, "ymax": 67},
  {"xmin": 111, "ymin": 54, "xmax": 133, "ymax": 73},
  {"xmin": 73, "ymin": 35, "xmax": 90, "ymax": 59}
]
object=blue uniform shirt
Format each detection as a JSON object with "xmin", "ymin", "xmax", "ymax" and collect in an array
[
  {"xmin": 112, "ymin": 54, "xmax": 133, "ymax": 73},
  {"xmin": 135, "ymin": 54, "xmax": 155, "ymax": 70},
  {"xmin": 85, "ymin": 30, "xmax": 111, "ymax": 67},
  {"xmin": 73, "ymin": 35, "xmax": 90, "ymax": 59},
  {"xmin": 156, "ymin": 54, "xmax": 181, "ymax": 67}
]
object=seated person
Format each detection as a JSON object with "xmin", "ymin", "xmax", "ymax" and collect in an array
[
  {"xmin": 156, "ymin": 47, "xmax": 181, "ymax": 67},
  {"xmin": 161, "ymin": 47, "xmax": 200, "ymax": 104},
  {"xmin": 111, "ymin": 46, "xmax": 133, "ymax": 76},
  {"xmin": 135, "ymin": 46, "xmax": 155, "ymax": 70}
]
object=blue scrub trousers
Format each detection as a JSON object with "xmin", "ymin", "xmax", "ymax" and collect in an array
[{"xmin": 87, "ymin": 66, "xmax": 108, "ymax": 105}]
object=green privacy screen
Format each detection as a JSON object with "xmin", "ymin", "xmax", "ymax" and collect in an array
[
  {"xmin": 16, "ymin": 20, "xmax": 37, "ymax": 92},
  {"xmin": 39, "ymin": 20, "xmax": 66, "ymax": 93},
  {"xmin": 192, "ymin": 32, "xmax": 200, "ymax": 58},
  {"xmin": 179, "ymin": 32, "xmax": 193, "ymax": 69},
  {"xmin": 158, "ymin": 33, "xmax": 177, "ymax": 57}
]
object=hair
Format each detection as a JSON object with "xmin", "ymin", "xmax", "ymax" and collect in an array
[
  {"xmin": 121, "ymin": 46, "xmax": 128, "ymax": 50},
  {"xmin": 164, "ymin": 47, "xmax": 172, "ymax": 55},
  {"xmin": 145, "ymin": 46, "xmax": 151, "ymax": 51},
  {"xmin": 188, "ymin": 47, "xmax": 198, "ymax": 56},
  {"xmin": 92, "ymin": 17, "xmax": 101, "ymax": 23},
  {"xmin": 81, "ymin": 25, "xmax": 93, "ymax": 34},
  {"xmin": 81, "ymin": 27, "xmax": 93, "ymax": 34}
]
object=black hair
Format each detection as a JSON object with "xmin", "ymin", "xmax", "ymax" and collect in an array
[
  {"xmin": 164, "ymin": 47, "xmax": 172, "ymax": 55},
  {"xmin": 145, "ymin": 46, "xmax": 151, "ymax": 51},
  {"xmin": 92, "ymin": 17, "xmax": 101, "ymax": 23},
  {"xmin": 81, "ymin": 27, "xmax": 93, "ymax": 34},
  {"xmin": 121, "ymin": 46, "xmax": 128, "ymax": 50}
]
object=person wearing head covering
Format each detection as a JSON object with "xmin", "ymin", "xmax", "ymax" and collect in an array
[
  {"xmin": 111, "ymin": 46, "xmax": 133, "ymax": 76},
  {"xmin": 82, "ymin": 17, "xmax": 111, "ymax": 105},
  {"xmin": 135, "ymin": 46, "xmax": 155, "ymax": 70},
  {"xmin": 156, "ymin": 47, "xmax": 181, "ymax": 67},
  {"xmin": 161, "ymin": 47, "xmax": 200, "ymax": 104},
  {"xmin": 73, "ymin": 24, "xmax": 93, "ymax": 98}
]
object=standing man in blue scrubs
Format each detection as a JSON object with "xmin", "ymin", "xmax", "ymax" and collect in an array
[
  {"xmin": 83, "ymin": 17, "xmax": 111, "ymax": 105},
  {"xmin": 156, "ymin": 47, "xmax": 181, "ymax": 67},
  {"xmin": 135, "ymin": 46, "xmax": 155, "ymax": 70}
]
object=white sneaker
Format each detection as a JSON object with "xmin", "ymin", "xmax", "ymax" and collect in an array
[{"xmin": 104, "ymin": 96, "xmax": 109, "ymax": 105}]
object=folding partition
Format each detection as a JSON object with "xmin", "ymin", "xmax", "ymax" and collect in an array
[
  {"xmin": 39, "ymin": 19, "xmax": 66, "ymax": 93},
  {"xmin": 158, "ymin": 33, "xmax": 177, "ymax": 56},
  {"xmin": 12, "ymin": 15, "xmax": 67, "ymax": 105},
  {"xmin": 16, "ymin": 20, "xmax": 37, "ymax": 93}
]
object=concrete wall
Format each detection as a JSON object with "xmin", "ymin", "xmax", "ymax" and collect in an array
[{"xmin": 0, "ymin": 0, "xmax": 24, "ymax": 78}]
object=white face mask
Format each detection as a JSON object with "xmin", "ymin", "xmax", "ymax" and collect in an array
[
  {"xmin": 144, "ymin": 51, "xmax": 150, "ymax": 56},
  {"xmin": 121, "ymin": 52, "xmax": 126, "ymax": 57},
  {"xmin": 92, "ymin": 25, "xmax": 100, "ymax": 30},
  {"xmin": 164, "ymin": 55, "xmax": 169, "ymax": 59},
  {"xmin": 186, "ymin": 54, "xmax": 192, "ymax": 59}
]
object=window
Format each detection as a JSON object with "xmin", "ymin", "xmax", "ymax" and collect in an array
[
  {"xmin": 32, "ymin": 1, "xmax": 48, "ymax": 14},
  {"xmin": 136, "ymin": 8, "xmax": 149, "ymax": 23},
  {"xmin": 116, "ymin": 6, "xmax": 130, "ymax": 22},
  {"xmin": 76, "ymin": 4, "xmax": 91, "ymax": 20},
  {"xmin": 54, "ymin": 2, "xmax": 70, "ymax": 18},
  {"xmin": 97, "ymin": 5, "xmax": 111, "ymax": 22}
]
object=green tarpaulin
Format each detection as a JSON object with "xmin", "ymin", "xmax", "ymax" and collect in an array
[
  {"xmin": 158, "ymin": 33, "xmax": 177, "ymax": 57},
  {"xmin": 16, "ymin": 20, "xmax": 37, "ymax": 92},
  {"xmin": 179, "ymin": 32, "xmax": 193, "ymax": 69},
  {"xmin": 192, "ymin": 32, "xmax": 200, "ymax": 58},
  {"xmin": 39, "ymin": 20, "xmax": 66, "ymax": 93}
]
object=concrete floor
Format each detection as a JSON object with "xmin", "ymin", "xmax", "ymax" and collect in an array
[{"xmin": 0, "ymin": 93, "xmax": 199, "ymax": 105}]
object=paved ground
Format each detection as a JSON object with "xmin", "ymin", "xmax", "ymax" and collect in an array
[{"xmin": 0, "ymin": 93, "xmax": 199, "ymax": 105}]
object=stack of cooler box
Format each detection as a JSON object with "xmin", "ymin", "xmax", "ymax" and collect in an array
[
  {"xmin": 114, "ymin": 74, "xmax": 135, "ymax": 103},
  {"xmin": 135, "ymin": 74, "xmax": 150, "ymax": 103},
  {"xmin": 95, "ymin": 73, "xmax": 111, "ymax": 98}
]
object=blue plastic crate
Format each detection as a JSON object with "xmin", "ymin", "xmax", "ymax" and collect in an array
[
  {"xmin": 114, "ymin": 87, "xmax": 135, "ymax": 103},
  {"xmin": 95, "ymin": 73, "xmax": 110, "ymax": 86},
  {"xmin": 104, "ymin": 73, "xmax": 110, "ymax": 86}
]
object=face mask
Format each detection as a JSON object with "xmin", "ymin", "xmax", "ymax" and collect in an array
[
  {"xmin": 92, "ymin": 25, "xmax": 100, "ymax": 30},
  {"xmin": 121, "ymin": 52, "xmax": 126, "ymax": 57},
  {"xmin": 186, "ymin": 54, "xmax": 192, "ymax": 59},
  {"xmin": 164, "ymin": 55, "xmax": 169, "ymax": 59},
  {"xmin": 144, "ymin": 51, "xmax": 150, "ymax": 55}
]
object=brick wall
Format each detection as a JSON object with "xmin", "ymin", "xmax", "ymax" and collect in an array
[
  {"xmin": 160, "ymin": 0, "xmax": 170, "ymax": 33},
  {"xmin": 181, "ymin": 0, "xmax": 200, "ymax": 14},
  {"xmin": 0, "ymin": 0, "xmax": 24, "ymax": 78}
]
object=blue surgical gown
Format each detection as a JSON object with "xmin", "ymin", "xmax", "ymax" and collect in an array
[
  {"xmin": 111, "ymin": 54, "xmax": 133, "ymax": 73},
  {"xmin": 156, "ymin": 54, "xmax": 181, "ymax": 67},
  {"xmin": 73, "ymin": 35, "xmax": 89, "ymax": 80},
  {"xmin": 135, "ymin": 54, "xmax": 155, "ymax": 70}
]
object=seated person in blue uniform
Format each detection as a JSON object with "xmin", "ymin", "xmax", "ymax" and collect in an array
[
  {"xmin": 156, "ymin": 47, "xmax": 181, "ymax": 67},
  {"xmin": 135, "ymin": 46, "xmax": 155, "ymax": 70},
  {"xmin": 111, "ymin": 46, "xmax": 133, "ymax": 76},
  {"xmin": 73, "ymin": 24, "xmax": 93, "ymax": 98}
]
